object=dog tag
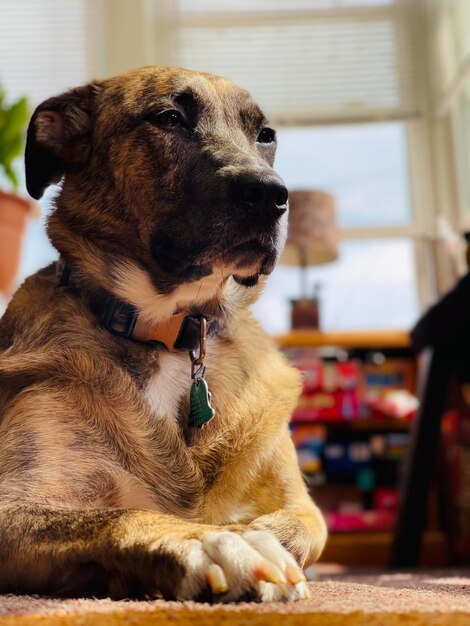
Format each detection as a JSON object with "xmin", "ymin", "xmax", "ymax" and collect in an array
[{"xmin": 188, "ymin": 377, "xmax": 215, "ymax": 428}]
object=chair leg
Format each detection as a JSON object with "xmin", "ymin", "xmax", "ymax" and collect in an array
[{"xmin": 390, "ymin": 347, "xmax": 450, "ymax": 567}]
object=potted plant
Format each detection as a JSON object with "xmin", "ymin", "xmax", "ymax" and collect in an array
[{"xmin": 0, "ymin": 88, "xmax": 37, "ymax": 295}]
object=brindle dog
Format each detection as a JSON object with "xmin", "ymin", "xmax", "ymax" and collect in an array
[{"xmin": 0, "ymin": 67, "xmax": 327, "ymax": 602}]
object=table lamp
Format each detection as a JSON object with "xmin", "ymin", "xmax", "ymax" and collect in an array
[{"xmin": 280, "ymin": 190, "xmax": 339, "ymax": 329}]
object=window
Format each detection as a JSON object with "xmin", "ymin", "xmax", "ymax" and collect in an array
[
  {"xmin": 253, "ymin": 239, "xmax": 418, "ymax": 333},
  {"xmin": 165, "ymin": 0, "xmax": 422, "ymax": 124},
  {"xmin": 275, "ymin": 124, "xmax": 412, "ymax": 228},
  {"xmin": 2, "ymin": 0, "xmax": 429, "ymax": 332},
  {"xmin": 253, "ymin": 123, "xmax": 418, "ymax": 332},
  {"xmin": 427, "ymin": 0, "xmax": 470, "ymax": 236},
  {"xmin": 18, "ymin": 189, "xmax": 58, "ymax": 283},
  {"xmin": 153, "ymin": 0, "xmax": 426, "ymax": 331},
  {"xmin": 0, "ymin": 0, "xmax": 104, "ymax": 104},
  {"xmin": 0, "ymin": 0, "xmax": 105, "ymax": 286},
  {"xmin": 454, "ymin": 86, "xmax": 470, "ymax": 222}
]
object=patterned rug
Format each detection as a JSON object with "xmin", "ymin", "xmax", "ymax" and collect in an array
[{"xmin": 1, "ymin": 570, "xmax": 469, "ymax": 626}]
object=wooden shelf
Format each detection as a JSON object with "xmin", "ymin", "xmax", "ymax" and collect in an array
[
  {"xmin": 320, "ymin": 531, "xmax": 448, "ymax": 567},
  {"xmin": 292, "ymin": 418, "xmax": 411, "ymax": 431},
  {"xmin": 277, "ymin": 330, "xmax": 411, "ymax": 350}
]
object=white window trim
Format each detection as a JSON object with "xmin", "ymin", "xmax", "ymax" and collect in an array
[{"xmin": 424, "ymin": 0, "xmax": 470, "ymax": 237}]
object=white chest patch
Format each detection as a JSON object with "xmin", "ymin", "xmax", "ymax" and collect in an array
[{"xmin": 144, "ymin": 351, "xmax": 191, "ymax": 422}]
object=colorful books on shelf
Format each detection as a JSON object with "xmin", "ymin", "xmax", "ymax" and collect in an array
[
  {"xmin": 284, "ymin": 345, "xmax": 415, "ymax": 534},
  {"xmin": 325, "ymin": 510, "xmax": 396, "ymax": 533},
  {"xmin": 284, "ymin": 347, "xmax": 417, "ymax": 424}
]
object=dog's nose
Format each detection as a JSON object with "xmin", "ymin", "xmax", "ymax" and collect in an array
[{"xmin": 231, "ymin": 175, "xmax": 288, "ymax": 215}]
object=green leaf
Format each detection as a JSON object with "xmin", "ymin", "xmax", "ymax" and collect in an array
[
  {"xmin": 0, "ymin": 89, "xmax": 29, "ymax": 191},
  {"xmin": 3, "ymin": 162, "xmax": 18, "ymax": 190},
  {"xmin": 3, "ymin": 100, "xmax": 28, "ymax": 146}
]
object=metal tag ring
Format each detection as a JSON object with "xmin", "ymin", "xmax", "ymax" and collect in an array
[{"xmin": 189, "ymin": 316, "xmax": 207, "ymax": 367}]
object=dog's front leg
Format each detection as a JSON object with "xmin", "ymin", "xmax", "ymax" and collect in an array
[
  {"xmin": 250, "ymin": 507, "xmax": 327, "ymax": 568},
  {"xmin": 248, "ymin": 430, "xmax": 328, "ymax": 569},
  {"xmin": 0, "ymin": 504, "xmax": 308, "ymax": 601}
]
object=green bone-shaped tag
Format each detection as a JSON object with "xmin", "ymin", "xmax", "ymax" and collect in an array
[{"xmin": 188, "ymin": 377, "xmax": 216, "ymax": 428}]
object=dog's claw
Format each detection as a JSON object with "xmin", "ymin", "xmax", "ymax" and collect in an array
[
  {"xmin": 296, "ymin": 580, "xmax": 311, "ymax": 600},
  {"xmin": 254, "ymin": 561, "xmax": 286, "ymax": 584},
  {"xmin": 285, "ymin": 564, "xmax": 306, "ymax": 585},
  {"xmin": 205, "ymin": 564, "xmax": 229, "ymax": 594}
]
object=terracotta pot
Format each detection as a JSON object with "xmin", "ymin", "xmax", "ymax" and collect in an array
[{"xmin": 0, "ymin": 190, "xmax": 35, "ymax": 295}]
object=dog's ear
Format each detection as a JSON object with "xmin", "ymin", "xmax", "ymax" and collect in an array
[{"xmin": 25, "ymin": 82, "xmax": 102, "ymax": 199}]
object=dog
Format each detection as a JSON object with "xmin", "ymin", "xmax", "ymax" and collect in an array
[{"xmin": 0, "ymin": 66, "xmax": 327, "ymax": 602}]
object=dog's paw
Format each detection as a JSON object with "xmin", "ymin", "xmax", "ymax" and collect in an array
[{"xmin": 161, "ymin": 529, "xmax": 310, "ymax": 602}]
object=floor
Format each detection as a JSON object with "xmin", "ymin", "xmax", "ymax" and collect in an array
[{"xmin": 1, "ymin": 569, "xmax": 470, "ymax": 626}]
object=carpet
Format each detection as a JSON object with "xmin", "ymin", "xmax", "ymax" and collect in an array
[{"xmin": 0, "ymin": 570, "xmax": 469, "ymax": 626}]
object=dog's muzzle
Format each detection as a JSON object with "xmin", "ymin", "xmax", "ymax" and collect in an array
[
  {"xmin": 150, "ymin": 171, "xmax": 288, "ymax": 285},
  {"xmin": 221, "ymin": 172, "xmax": 288, "ymax": 282}
]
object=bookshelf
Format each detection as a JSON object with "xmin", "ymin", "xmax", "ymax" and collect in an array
[{"xmin": 277, "ymin": 330, "xmax": 448, "ymax": 567}]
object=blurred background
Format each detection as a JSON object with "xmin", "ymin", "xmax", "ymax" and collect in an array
[
  {"xmin": 2, "ymin": 0, "xmax": 468, "ymax": 332},
  {"xmin": 2, "ymin": 0, "xmax": 470, "ymax": 568}
]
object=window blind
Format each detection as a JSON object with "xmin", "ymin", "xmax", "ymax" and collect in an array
[
  {"xmin": 157, "ymin": 0, "xmax": 422, "ymax": 124},
  {"xmin": 427, "ymin": 0, "xmax": 470, "ymax": 109},
  {"xmin": 0, "ymin": 0, "xmax": 105, "ymax": 106},
  {"xmin": 0, "ymin": 0, "xmax": 106, "ymax": 282}
]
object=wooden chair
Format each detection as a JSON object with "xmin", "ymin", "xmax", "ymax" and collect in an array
[{"xmin": 391, "ymin": 273, "xmax": 470, "ymax": 567}]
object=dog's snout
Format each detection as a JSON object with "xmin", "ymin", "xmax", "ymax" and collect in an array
[{"xmin": 232, "ymin": 175, "xmax": 288, "ymax": 214}]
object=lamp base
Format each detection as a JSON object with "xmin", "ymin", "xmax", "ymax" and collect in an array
[{"xmin": 290, "ymin": 297, "xmax": 320, "ymax": 330}]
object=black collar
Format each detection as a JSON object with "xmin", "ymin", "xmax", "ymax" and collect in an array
[{"xmin": 56, "ymin": 259, "xmax": 222, "ymax": 352}]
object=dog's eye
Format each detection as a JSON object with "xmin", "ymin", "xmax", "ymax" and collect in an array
[
  {"xmin": 257, "ymin": 128, "xmax": 276, "ymax": 144},
  {"xmin": 149, "ymin": 110, "xmax": 185, "ymax": 128}
]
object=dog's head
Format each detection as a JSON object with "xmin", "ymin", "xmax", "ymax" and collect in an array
[{"xmin": 25, "ymin": 67, "xmax": 288, "ymax": 321}]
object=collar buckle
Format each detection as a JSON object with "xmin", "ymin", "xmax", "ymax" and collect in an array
[{"xmin": 103, "ymin": 299, "xmax": 138, "ymax": 339}]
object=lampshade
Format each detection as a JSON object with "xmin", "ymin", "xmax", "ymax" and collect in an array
[{"xmin": 281, "ymin": 190, "xmax": 339, "ymax": 267}]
